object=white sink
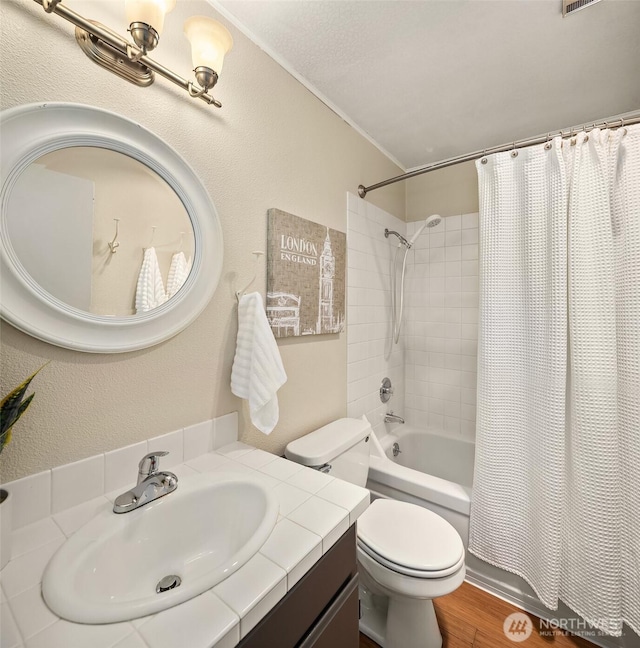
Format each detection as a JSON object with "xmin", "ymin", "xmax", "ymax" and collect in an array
[{"xmin": 42, "ymin": 472, "xmax": 279, "ymax": 624}]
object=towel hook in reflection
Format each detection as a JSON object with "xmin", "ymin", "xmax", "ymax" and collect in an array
[
  {"xmin": 236, "ymin": 251, "xmax": 265, "ymax": 302},
  {"xmin": 108, "ymin": 219, "xmax": 120, "ymax": 254},
  {"xmin": 143, "ymin": 226, "xmax": 157, "ymax": 252}
]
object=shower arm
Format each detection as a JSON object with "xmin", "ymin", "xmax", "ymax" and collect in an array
[{"xmin": 385, "ymin": 229, "xmax": 411, "ymax": 248}]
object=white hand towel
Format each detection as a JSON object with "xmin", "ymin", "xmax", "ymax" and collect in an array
[
  {"xmin": 231, "ymin": 292, "xmax": 287, "ymax": 434},
  {"xmin": 135, "ymin": 247, "xmax": 167, "ymax": 313},
  {"xmin": 166, "ymin": 251, "xmax": 191, "ymax": 299}
]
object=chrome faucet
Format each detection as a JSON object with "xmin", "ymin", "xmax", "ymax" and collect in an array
[
  {"xmin": 384, "ymin": 411, "xmax": 405, "ymax": 424},
  {"xmin": 113, "ymin": 451, "xmax": 178, "ymax": 514}
]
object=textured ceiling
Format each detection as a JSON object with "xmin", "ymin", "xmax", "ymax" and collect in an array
[{"xmin": 214, "ymin": 0, "xmax": 640, "ymax": 170}]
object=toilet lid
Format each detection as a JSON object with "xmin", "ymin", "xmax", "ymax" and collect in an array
[{"xmin": 357, "ymin": 499, "xmax": 464, "ymax": 573}]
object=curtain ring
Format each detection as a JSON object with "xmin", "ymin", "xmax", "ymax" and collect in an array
[
  {"xmin": 480, "ymin": 150, "xmax": 488, "ymax": 164},
  {"xmin": 544, "ymin": 133, "xmax": 552, "ymax": 150},
  {"xmin": 570, "ymin": 126, "xmax": 577, "ymax": 146},
  {"xmin": 619, "ymin": 117, "xmax": 628, "ymax": 136},
  {"xmin": 510, "ymin": 141, "xmax": 518, "ymax": 158}
]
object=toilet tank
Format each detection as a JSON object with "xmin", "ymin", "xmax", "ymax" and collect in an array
[{"xmin": 285, "ymin": 417, "xmax": 372, "ymax": 487}]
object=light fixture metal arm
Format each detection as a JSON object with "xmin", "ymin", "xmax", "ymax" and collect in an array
[
  {"xmin": 42, "ymin": 0, "xmax": 62, "ymax": 13},
  {"xmin": 33, "ymin": 0, "xmax": 222, "ymax": 108},
  {"xmin": 187, "ymin": 82, "xmax": 207, "ymax": 99}
]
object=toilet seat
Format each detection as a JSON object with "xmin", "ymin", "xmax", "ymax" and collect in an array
[
  {"xmin": 357, "ymin": 499, "xmax": 464, "ymax": 578},
  {"xmin": 357, "ymin": 538, "xmax": 465, "ymax": 578}
]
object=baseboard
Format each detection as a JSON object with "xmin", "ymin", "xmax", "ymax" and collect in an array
[{"xmin": 464, "ymin": 567, "xmax": 635, "ymax": 648}]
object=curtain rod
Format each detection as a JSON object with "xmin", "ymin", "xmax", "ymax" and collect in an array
[{"xmin": 357, "ymin": 112, "xmax": 640, "ymax": 198}]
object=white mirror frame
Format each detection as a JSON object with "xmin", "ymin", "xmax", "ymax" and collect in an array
[{"xmin": 0, "ymin": 103, "xmax": 223, "ymax": 353}]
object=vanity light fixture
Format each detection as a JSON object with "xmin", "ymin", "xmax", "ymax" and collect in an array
[{"xmin": 35, "ymin": 0, "xmax": 233, "ymax": 107}]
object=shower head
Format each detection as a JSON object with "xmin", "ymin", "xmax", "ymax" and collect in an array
[
  {"xmin": 426, "ymin": 214, "xmax": 442, "ymax": 228},
  {"xmin": 407, "ymin": 214, "xmax": 442, "ymax": 247}
]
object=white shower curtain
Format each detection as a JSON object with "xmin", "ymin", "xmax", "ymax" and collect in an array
[
  {"xmin": 470, "ymin": 124, "xmax": 640, "ymax": 636},
  {"xmin": 470, "ymin": 138, "xmax": 568, "ymax": 608},
  {"xmin": 614, "ymin": 127, "xmax": 640, "ymax": 636}
]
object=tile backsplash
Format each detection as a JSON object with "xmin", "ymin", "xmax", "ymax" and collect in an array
[
  {"xmin": 1, "ymin": 412, "xmax": 239, "ymax": 530},
  {"xmin": 347, "ymin": 192, "xmax": 478, "ymax": 441}
]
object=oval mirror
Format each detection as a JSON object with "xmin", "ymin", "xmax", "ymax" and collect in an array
[
  {"xmin": 7, "ymin": 147, "xmax": 196, "ymax": 317},
  {"xmin": 0, "ymin": 103, "xmax": 223, "ymax": 353}
]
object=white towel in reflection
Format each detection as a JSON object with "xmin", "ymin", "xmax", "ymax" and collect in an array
[
  {"xmin": 231, "ymin": 292, "xmax": 287, "ymax": 434},
  {"xmin": 166, "ymin": 252, "xmax": 191, "ymax": 299},
  {"xmin": 135, "ymin": 247, "xmax": 167, "ymax": 313}
]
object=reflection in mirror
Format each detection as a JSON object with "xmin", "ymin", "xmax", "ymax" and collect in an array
[{"xmin": 6, "ymin": 147, "xmax": 195, "ymax": 317}]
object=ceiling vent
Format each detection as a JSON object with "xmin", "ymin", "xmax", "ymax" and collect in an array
[{"xmin": 563, "ymin": 0, "xmax": 602, "ymax": 17}]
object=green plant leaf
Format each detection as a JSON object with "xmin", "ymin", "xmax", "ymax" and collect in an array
[
  {"xmin": 0, "ymin": 362, "xmax": 48, "ymax": 438},
  {"xmin": 0, "ymin": 430, "xmax": 10, "ymax": 454}
]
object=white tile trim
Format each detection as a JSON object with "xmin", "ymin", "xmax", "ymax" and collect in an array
[{"xmin": 1, "ymin": 413, "xmax": 239, "ymax": 529}]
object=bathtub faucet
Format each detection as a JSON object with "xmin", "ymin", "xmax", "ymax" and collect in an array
[{"xmin": 384, "ymin": 411, "xmax": 405, "ymax": 424}]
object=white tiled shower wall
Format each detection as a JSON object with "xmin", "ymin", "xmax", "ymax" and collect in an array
[
  {"xmin": 346, "ymin": 192, "xmax": 479, "ymax": 441},
  {"xmin": 346, "ymin": 193, "xmax": 405, "ymax": 438},
  {"xmin": 404, "ymin": 213, "xmax": 479, "ymax": 440}
]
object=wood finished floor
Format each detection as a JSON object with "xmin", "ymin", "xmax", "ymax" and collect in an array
[{"xmin": 359, "ymin": 582, "xmax": 594, "ymax": 648}]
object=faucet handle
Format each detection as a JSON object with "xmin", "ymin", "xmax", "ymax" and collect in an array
[{"xmin": 138, "ymin": 451, "xmax": 169, "ymax": 482}]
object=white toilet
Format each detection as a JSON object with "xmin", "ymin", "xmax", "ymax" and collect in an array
[{"xmin": 285, "ymin": 417, "xmax": 465, "ymax": 648}]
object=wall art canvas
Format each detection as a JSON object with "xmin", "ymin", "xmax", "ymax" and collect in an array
[{"xmin": 267, "ymin": 208, "xmax": 345, "ymax": 338}]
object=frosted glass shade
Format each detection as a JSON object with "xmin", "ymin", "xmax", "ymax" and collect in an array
[
  {"xmin": 184, "ymin": 17, "xmax": 233, "ymax": 75},
  {"xmin": 125, "ymin": 0, "xmax": 176, "ymax": 36}
]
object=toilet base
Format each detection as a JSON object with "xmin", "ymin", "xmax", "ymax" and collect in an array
[
  {"xmin": 387, "ymin": 596, "xmax": 442, "ymax": 648},
  {"xmin": 359, "ymin": 583, "xmax": 443, "ymax": 648},
  {"xmin": 359, "ymin": 584, "xmax": 387, "ymax": 646}
]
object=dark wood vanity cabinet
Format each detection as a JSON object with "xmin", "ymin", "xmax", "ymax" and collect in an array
[{"xmin": 237, "ymin": 524, "xmax": 359, "ymax": 648}]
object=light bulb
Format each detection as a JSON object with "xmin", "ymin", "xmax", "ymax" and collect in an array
[
  {"xmin": 125, "ymin": 0, "xmax": 176, "ymax": 38},
  {"xmin": 184, "ymin": 16, "xmax": 233, "ymax": 78}
]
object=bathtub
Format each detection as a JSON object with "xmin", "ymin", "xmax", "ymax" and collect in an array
[
  {"xmin": 367, "ymin": 426, "xmax": 636, "ymax": 648},
  {"xmin": 367, "ymin": 427, "xmax": 473, "ymax": 548}
]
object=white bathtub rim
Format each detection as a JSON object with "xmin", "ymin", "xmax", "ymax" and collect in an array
[
  {"xmin": 377, "ymin": 426, "xmax": 476, "ymax": 451},
  {"xmin": 368, "ymin": 454, "xmax": 471, "ymax": 516}
]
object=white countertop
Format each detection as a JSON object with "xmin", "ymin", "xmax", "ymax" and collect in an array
[{"xmin": 0, "ymin": 442, "xmax": 370, "ymax": 648}]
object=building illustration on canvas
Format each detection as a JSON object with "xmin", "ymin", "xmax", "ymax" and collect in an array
[{"xmin": 267, "ymin": 209, "xmax": 345, "ymax": 338}]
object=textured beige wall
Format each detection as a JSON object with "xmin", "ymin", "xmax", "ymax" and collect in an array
[
  {"xmin": 406, "ymin": 160, "xmax": 478, "ymax": 222},
  {"xmin": 0, "ymin": 0, "xmax": 404, "ymax": 482}
]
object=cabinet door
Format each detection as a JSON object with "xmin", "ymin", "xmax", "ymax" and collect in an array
[
  {"xmin": 238, "ymin": 525, "xmax": 357, "ymax": 648},
  {"xmin": 298, "ymin": 574, "xmax": 360, "ymax": 648}
]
